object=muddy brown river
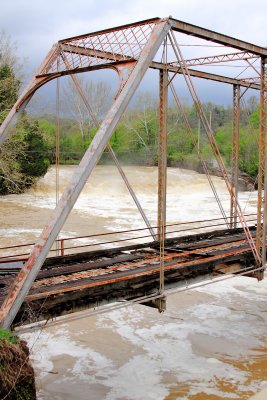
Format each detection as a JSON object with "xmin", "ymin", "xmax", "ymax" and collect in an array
[{"xmin": 0, "ymin": 165, "xmax": 266, "ymax": 399}]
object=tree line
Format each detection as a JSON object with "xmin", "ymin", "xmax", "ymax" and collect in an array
[{"xmin": 36, "ymin": 89, "xmax": 260, "ymax": 178}]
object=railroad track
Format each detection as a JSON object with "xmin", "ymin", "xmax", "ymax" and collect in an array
[{"xmin": 0, "ymin": 227, "xmax": 258, "ymax": 326}]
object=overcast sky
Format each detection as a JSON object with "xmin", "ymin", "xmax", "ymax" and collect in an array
[{"xmin": 1, "ymin": 0, "xmax": 267, "ymax": 106}]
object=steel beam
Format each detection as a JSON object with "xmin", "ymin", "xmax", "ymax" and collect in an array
[
  {"xmin": 0, "ymin": 18, "xmax": 171, "ymax": 329},
  {"xmin": 61, "ymin": 43, "xmax": 133, "ymax": 63},
  {"xmin": 158, "ymin": 67, "xmax": 168, "ymax": 293},
  {"xmin": 157, "ymin": 63, "xmax": 261, "ymax": 90},
  {"xmin": 170, "ymin": 50, "xmax": 257, "ymax": 68},
  {"xmin": 170, "ymin": 18, "xmax": 267, "ymax": 56},
  {"xmin": 58, "ymin": 17, "xmax": 161, "ymax": 44},
  {"xmin": 158, "ymin": 68, "xmax": 168, "ymax": 240},
  {"xmin": 256, "ymin": 58, "xmax": 267, "ymax": 270},
  {"xmin": 62, "ymin": 43, "xmax": 258, "ymax": 70},
  {"xmin": 230, "ymin": 84, "xmax": 240, "ymax": 229},
  {"xmin": 36, "ymin": 61, "xmax": 261, "ymax": 91}
]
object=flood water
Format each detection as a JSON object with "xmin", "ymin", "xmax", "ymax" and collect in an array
[{"xmin": 1, "ymin": 165, "xmax": 267, "ymax": 399}]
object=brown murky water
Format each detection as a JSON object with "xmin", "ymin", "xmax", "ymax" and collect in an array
[{"xmin": 0, "ymin": 165, "xmax": 266, "ymax": 399}]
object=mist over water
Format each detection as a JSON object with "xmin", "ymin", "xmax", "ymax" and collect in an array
[{"xmin": 1, "ymin": 165, "xmax": 266, "ymax": 399}]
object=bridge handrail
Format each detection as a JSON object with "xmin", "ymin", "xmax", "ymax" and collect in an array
[{"xmin": 0, "ymin": 213, "xmax": 257, "ymax": 263}]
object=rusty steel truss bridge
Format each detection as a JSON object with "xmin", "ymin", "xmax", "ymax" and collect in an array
[{"xmin": 0, "ymin": 16, "xmax": 267, "ymax": 329}]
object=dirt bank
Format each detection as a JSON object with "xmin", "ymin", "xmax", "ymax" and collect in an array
[{"xmin": 0, "ymin": 330, "xmax": 36, "ymax": 400}]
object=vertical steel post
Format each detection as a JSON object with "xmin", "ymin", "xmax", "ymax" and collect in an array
[
  {"xmin": 158, "ymin": 68, "xmax": 168, "ymax": 295},
  {"xmin": 0, "ymin": 19, "xmax": 170, "ymax": 329},
  {"xmin": 230, "ymin": 84, "xmax": 240, "ymax": 229},
  {"xmin": 257, "ymin": 57, "xmax": 267, "ymax": 270}
]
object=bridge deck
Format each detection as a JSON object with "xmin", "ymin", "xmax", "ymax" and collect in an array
[{"xmin": 0, "ymin": 227, "xmax": 257, "ymax": 327}]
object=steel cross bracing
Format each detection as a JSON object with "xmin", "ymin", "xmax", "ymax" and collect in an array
[
  {"xmin": 170, "ymin": 50, "xmax": 258, "ymax": 69},
  {"xmin": 0, "ymin": 16, "xmax": 267, "ymax": 328}
]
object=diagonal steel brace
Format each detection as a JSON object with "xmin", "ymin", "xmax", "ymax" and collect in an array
[{"xmin": 0, "ymin": 18, "xmax": 170, "ymax": 328}]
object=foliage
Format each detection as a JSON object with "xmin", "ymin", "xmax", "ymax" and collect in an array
[
  {"xmin": 0, "ymin": 35, "xmax": 50, "ymax": 194},
  {"xmin": 0, "ymin": 114, "xmax": 50, "ymax": 194},
  {"xmin": 0, "ymin": 64, "xmax": 20, "ymax": 122},
  {"xmin": 30, "ymin": 94, "xmax": 261, "ymax": 181},
  {"xmin": 0, "ymin": 327, "xmax": 17, "ymax": 344}
]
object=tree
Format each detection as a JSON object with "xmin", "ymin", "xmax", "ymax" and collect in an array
[
  {"xmin": 0, "ymin": 33, "xmax": 50, "ymax": 194},
  {"xmin": 0, "ymin": 31, "xmax": 20, "ymax": 123},
  {"xmin": 0, "ymin": 114, "xmax": 50, "ymax": 194},
  {"xmin": 122, "ymin": 92, "xmax": 158, "ymax": 159},
  {"xmin": 63, "ymin": 76, "xmax": 111, "ymax": 140},
  {"xmin": 0, "ymin": 64, "xmax": 19, "ymax": 122}
]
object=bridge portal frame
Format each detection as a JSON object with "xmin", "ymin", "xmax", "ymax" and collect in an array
[{"xmin": 0, "ymin": 16, "xmax": 266, "ymax": 328}]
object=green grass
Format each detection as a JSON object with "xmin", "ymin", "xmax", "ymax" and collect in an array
[{"xmin": 0, "ymin": 327, "xmax": 17, "ymax": 344}]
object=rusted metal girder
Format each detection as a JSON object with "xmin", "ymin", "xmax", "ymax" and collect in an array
[
  {"xmin": 35, "ymin": 47, "xmax": 262, "ymax": 90},
  {"xmin": 169, "ymin": 18, "xmax": 267, "ymax": 56},
  {"xmin": 158, "ymin": 67, "xmax": 168, "ymax": 240},
  {"xmin": 37, "ymin": 60, "xmax": 262, "ymax": 90},
  {"xmin": 0, "ymin": 18, "xmax": 171, "ymax": 329},
  {"xmin": 58, "ymin": 17, "xmax": 161, "ymax": 44},
  {"xmin": 158, "ymin": 66, "xmax": 168, "ymax": 295},
  {"xmin": 242, "ymin": 76, "xmax": 261, "ymax": 84},
  {"xmin": 62, "ymin": 43, "xmax": 259, "ymax": 70},
  {"xmin": 256, "ymin": 58, "xmax": 267, "ymax": 271},
  {"xmin": 44, "ymin": 19, "xmax": 158, "ymax": 75},
  {"xmin": 230, "ymin": 84, "xmax": 240, "ymax": 229},
  {"xmin": 170, "ymin": 50, "xmax": 258, "ymax": 69}
]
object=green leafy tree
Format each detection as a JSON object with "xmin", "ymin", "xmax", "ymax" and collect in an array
[
  {"xmin": 0, "ymin": 64, "xmax": 19, "ymax": 122},
  {"xmin": 0, "ymin": 33, "xmax": 50, "ymax": 194}
]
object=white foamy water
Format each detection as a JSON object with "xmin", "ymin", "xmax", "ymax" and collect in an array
[{"xmin": 1, "ymin": 165, "xmax": 266, "ymax": 399}]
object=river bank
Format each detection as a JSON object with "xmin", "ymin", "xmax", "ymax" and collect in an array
[{"xmin": 0, "ymin": 329, "xmax": 36, "ymax": 399}]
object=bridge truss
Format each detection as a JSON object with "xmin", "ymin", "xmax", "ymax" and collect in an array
[{"xmin": 0, "ymin": 16, "xmax": 267, "ymax": 328}]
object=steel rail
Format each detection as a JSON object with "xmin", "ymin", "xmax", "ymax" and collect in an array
[
  {"xmin": 31, "ymin": 237, "xmax": 253, "ymax": 288},
  {"xmin": 0, "ymin": 218, "xmax": 257, "ymax": 261},
  {"xmin": 0, "ymin": 213, "xmax": 257, "ymax": 251},
  {"xmin": 24, "ymin": 246, "xmax": 254, "ymax": 301}
]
